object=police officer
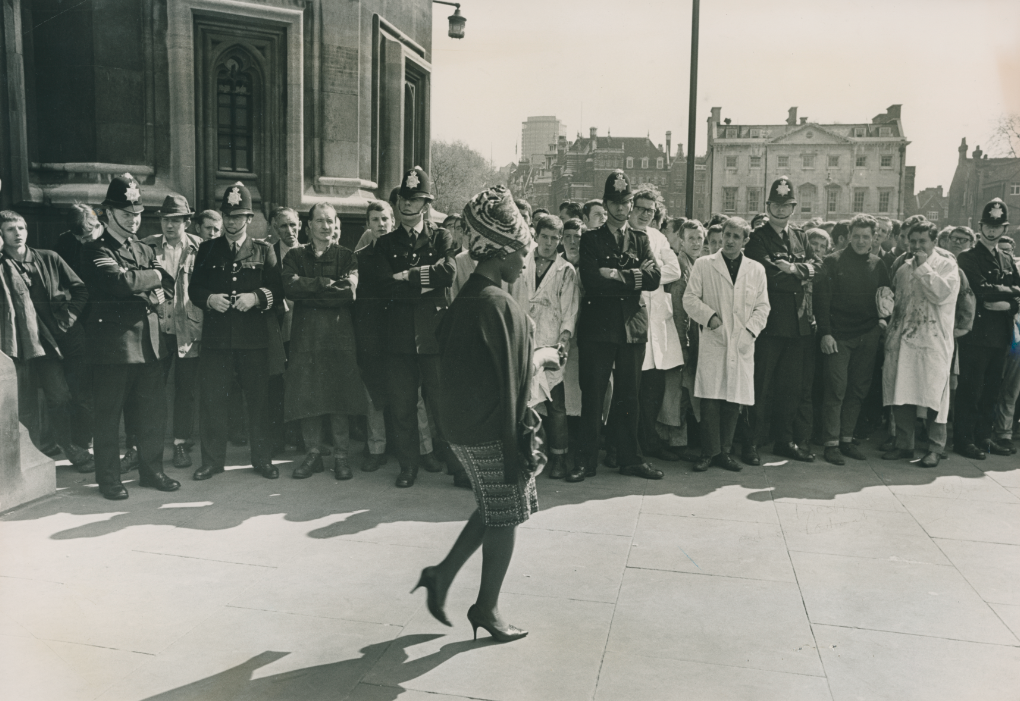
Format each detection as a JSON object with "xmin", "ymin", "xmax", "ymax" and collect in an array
[
  {"xmin": 568, "ymin": 170, "xmax": 664, "ymax": 483},
  {"xmin": 189, "ymin": 182, "xmax": 284, "ymax": 480},
  {"xmin": 743, "ymin": 177, "xmax": 818, "ymax": 464},
  {"xmin": 955, "ymin": 198, "xmax": 1020, "ymax": 459},
  {"xmin": 360, "ymin": 166, "xmax": 457, "ymax": 488},
  {"xmin": 79, "ymin": 173, "xmax": 179, "ymax": 500}
]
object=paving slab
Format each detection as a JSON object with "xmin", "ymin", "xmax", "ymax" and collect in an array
[
  {"xmin": 933, "ymin": 538, "xmax": 1020, "ymax": 605},
  {"xmin": 897, "ymin": 494, "xmax": 1020, "ymax": 545},
  {"xmin": 764, "ymin": 461, "xmax": 908, "ymax": 512},
  {"xmin": 871, "ymin": 460, "xmax": 1020, "ymax": 502}
]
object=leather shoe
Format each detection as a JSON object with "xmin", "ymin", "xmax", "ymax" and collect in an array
[
  {"xmin": 293, "ymin": 452, "xmax": 324, "ymax": 479},
  {"xmin": 823, "ymin": 446, "xmax": 845, "ymax": 465},
  {"xmin": 566, "ymin": 463, "xmax": 595, "ymax": 483},
  {"xmin": 774, "ymin": 442, "xmax": 814, "ymax": 462},
  {"xmin": 64, "ymin": 444, "xmax": 95, "ymax": 473},
  {"xmin": 984, "ymin": 439, "xmax": 1014, "ymax": 457},
  {"xmin": 139, "ymin": 471, "xmax": 180, "ymax": 492},
  {"xmin": 678, "ymin": 447, "xmax": 703, "ymax": 463},
  {"xmin": 955, "ymin": 443, "xmax": 986, "ymax": 460},
  {"xmin": 619, "ymin": 462, "xmax": 664, "ymax": 480},
  {"xmin": 645, "ymin": 447, "xmax": 682, "ymax": 462},
  {"xmin": 255, "ymin": 463, "xmax": 279, "ymax": 479},
  {"xmin": 333, "ymin": 456, "xmax": 353, "ymax": 481},
  {"xmin": 602, "ymin": 449, "xmax": 617, "ymax": 469},
  {"xmin": 547, "ymin": 454, "xmax": 568, "ymax": 479},
  {"xmin": 99, "ymin": 484, "xmax": 129, "ymax": 500},
  {"xmin": 839, "ymin": 441, "xmax": 866, "ymax": 461},
  {"xmin": 740, "ymin": 445, "xmax": 761, "ymax": 466},
  {"xmin": 879, "ymin": 436, "xmax": 897, "ymax": 452},
  {"xmin": 453, "ymin": 471, "xmax": 472, "ymax": 489},
  {"xmin": 120, "ymin": 447, "xmax": 139, "ymax": 473},
  {"xmin": 362, "ymin": 453, "xmax": 387, "ymax": 472},
  {"xmin": 396, "ymin": 464, "xmax": 418, "ymax": 488},
  {"xmin": 693, "ymin": 456, "xmax": 712, "ymax": 472},
  {"xmin": 172, "ymin": 444, "xmax": 193, "ymax": 469},
  {"xmin": 712, "ymin": 453, "xmax": 742, "ymax": 472},
  {"xmin": 919, "ymin": 451, "xmax": 941, "ymax": 468},
  {"xmin": 421, "ymin": 452, "xmax": 445, "ymax": 473},
  {"xmin": 193, "ymin": 464, "xmax": 224, "ymax": 480},
  {"xmin": 882, "ymin": 448, "xmax": 914, "ymax": 460}
]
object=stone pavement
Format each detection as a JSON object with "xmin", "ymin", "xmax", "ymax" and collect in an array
[{"xmin": 1, "ymin": 439, "xmax": 1019, "ymax": 701}]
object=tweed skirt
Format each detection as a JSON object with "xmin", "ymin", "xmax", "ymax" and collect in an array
[{"xmin": 449, "ymin": 441, "xmax": 539, "ymax": 527}]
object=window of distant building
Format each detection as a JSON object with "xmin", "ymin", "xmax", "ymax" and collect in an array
[
  {"xmin": 879, "ymin": 127, "xmax": 892, "ymax": 137},
  {"xmin": 725, "ymin": 155, "xmax": 737, "ymax": 169},
  {"xmin": 881, "ymin": 154, "xmax": 893, "ymax": 168},
  {"xmin": 750, "ymin": 155, "xmax": 761, "ymax": 168},
  {"xmin": 827, "ymin": 187, "xmax": 840, "ymax": 214},
  {"xmin": 928, "ymin": 210, "xmax": 940, "ymax": 221},
  {"xmin": 725, "ymin": 127, "xmax": 737, "ymax": 138},
  {"xmin": 799, "ymin": 184, "xmax": 817, "ymax": 214},
  {"xmin": 626, "ymin": 157, "xmax": 633, "ymax": 169},
  {"xmin": 217, "ymin": 62, "xmax": 254, "ymax": 172},
  {"xmin": 657, "ymin": 157, "xmax": 664, "ymax": 169},
  {"xmin": 750, "ymin": 128, "xmax": 761, "ymax": 138},
  {"xmin": 1011, "ymin": 183, "xmax": 1020, "ymax": 195},
  {"xmin": 777, "ymin": 155, "xmax": 789, "ymax": 169},
  {"xmin": 878, "ymin": 189, "xmax": 891, "ymax": 213},
  {"xmin": 853, "ymin": 188, "xmax": 867, "ymax": 213},
  {"xmin": 828, "ymin": 155, "xmax": 840, "ymax": 168},
  {"xmin": 856, "ymin": 155, "xmax": 867, "ymax": 167},
  {"xmin": 723, "ymin": 188, "xmax": 737, "ymax": 213},
  {"xmin": 641, "ymin": 157, "xmax": 649, "ymax": 169},
  {"xmin": 854, "ymin": 127, "xmax": 867, "ymax": 137},
  {"xmin": 746, "ymin": 187, "xmax": 762, "ymax": 212},
  {"xmin": 803, "ymin": 154, "xmax": 815, "ymax": 169}
]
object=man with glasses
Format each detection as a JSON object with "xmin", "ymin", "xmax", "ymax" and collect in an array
[
  {"xmin": 360, "ymin": 167, "xmax": 458, "ymax": 488},
  {"xmin": 568, "ymin": 170, "xmax": 663, "ymax": 483},
  {"xmin": 743, "ymin": 177, "xmax": 817, "ymax": 464}
]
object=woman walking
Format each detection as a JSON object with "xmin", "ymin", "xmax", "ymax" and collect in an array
[{"xmin": 413, "ymin": 185, "xmax": 559, "ymax": 643}]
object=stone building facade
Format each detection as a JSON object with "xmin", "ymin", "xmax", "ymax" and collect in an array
[
  {"xmin": 705, "ymin": 106, "xmax": 910, "ymax": 225},
  {"xmin": 521, "ymin": 116, "xmax": 566, "ymax": 168},
  {"xmin": 0, "ymin": 0, "xmax": 435, "ymax": 248},
  {"xmin": 948, "ymin": 139, "xmax": 1020, "ymax": 228}
]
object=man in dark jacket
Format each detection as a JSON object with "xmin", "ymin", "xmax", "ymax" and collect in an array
[
  {"xmin": 79, "ymin": 174, "xmax": 179, "ymax": 499},
  {"xmin": 189, "ymin": 182, "xmax": 284, "ymax": 480},
  {"xmin": 357, "ymin": 167, "xmax": 457, "ymax": 488},
  {"xmin": 0, "ymin": 210, "xmax": 93, "ymax": 471},
  {"xmin": 814, "ymin": 214, "xmax": 892, "ymax": 465},
  {"xmin": 568, "ymin": 170, "xmax": 663, "ymax": 483},
  {"xmin": 743, "ymin": 177, "xmax": 817, "ymax": 464},
  {"xmin": 955, "ymin": 198, "xmax": 1020, "ymax": 459}
]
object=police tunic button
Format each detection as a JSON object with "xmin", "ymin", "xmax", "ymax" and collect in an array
[{"xmin": 232, "ymin": 276, "xmax": 237, "ymax": 281}]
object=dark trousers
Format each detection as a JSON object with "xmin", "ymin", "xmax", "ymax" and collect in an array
[
  {"xmin": 62, "ymin": 355, "xmax": 93, "ymax": 447},
  {"xmin": 386, "ymin": 353, "xmax": 448, "ymax": 469},
  {"xmin": 15, "ymin": 356, "xmax": 75, "ymax": 453},
  {"xmin": 700, "ymin": 398, "xmax": 741, "ymax": 458},
  {"xmin": 751, "ymin": 334, "xmax": 812, "ymax": 447},
  {"xmin": 199, "ymin": 347, "xmax": 271, "ymax": 469},
  {"xmin": 792, "ymin": 336, "xmax": 819, "ymax": 446},
  {"xmin": 579, "ymin": 341, "xmax": 644, "ymax": 468},
  {"xmin": 161, "ymin": 335, "xmax": 199, "ymax": 441},
  {"xmin": 821, "ymin": 326, "xmax": 881, "ymax": 445},
  {"xmin": 92, "ymin": 362, "xmax": 166, "ymax": 488},
  {"xmin": 638, "ymin": 368, "xmax": 667, "ymax": 454},
  {"xmin": 544, "ymin": 382, "xmax": 568, "ymax": 454},
  {"xmin": 955, "ymin": 343, "xmax": 1008, "ymax": 446}
]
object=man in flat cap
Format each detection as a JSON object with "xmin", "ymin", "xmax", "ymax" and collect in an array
[
  {"xmin": 954, "ymin": 198, "xmax": 1020, "ymax": 459},
  {"xmin": 189, "ymin": 182, "xmax": 284, "ymax": 480},
  {"xmin": 568, "ymin": 170, "xmax": 664, "ymax": 483},
  {"xmin": 79, "ymin": 173, "xmax": 180, "ymax": 499}
]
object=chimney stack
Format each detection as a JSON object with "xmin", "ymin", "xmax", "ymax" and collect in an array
[
  {"xmin": 665, "ymin": 131, "xmax": 672, "ymax": 166},
  {"xmin": 590, "ymin": 127, "xmax": 598, "ymax": 150},
  {"xmin": 974, "ymin": 145, "xmax": 983, "ymax": 160},
  {"xmin": 800, "ymin": 117, "xmax": 807, "ymax": 125},
  {"xmin": 959, "ymin": 138, "xmax": 968, "ymax": 162},
  {"xmin": 710, "ymin": 107, "xmax": 721, "ymax": 124},
  {"xmin": 787, "ymin": 107, "xmax": 798, "ymax": 126}
]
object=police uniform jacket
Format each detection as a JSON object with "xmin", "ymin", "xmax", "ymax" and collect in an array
[
  {"xmin": 188, "ymin": 235, "xmax": 284, "ymax": 350},
  {"xmin": 79, "ymin": 228, "xmax": 170, "ymax": 364},
  {"xmin": 744, "ymin": 222, "xmax": 816, "ymax": 337},
  {"xmin": 576, "ymin": 223, "xmax": 661, "ymax": 345},
  {"xmin": 957, "ymin": 242, "xmax": 1020, "ymax": 348},
  {"xmin": 360, "ymin": 221, "xmax": 456, "ymax": 355}
]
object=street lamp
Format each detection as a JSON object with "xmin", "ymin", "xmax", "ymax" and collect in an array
[{"xmin": 434, "ymin": 1, "xmax": 466, "ymax": 39}]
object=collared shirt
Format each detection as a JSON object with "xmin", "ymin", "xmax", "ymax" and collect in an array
[
  {"xmin": 225, "ymin": 233, "xmax": 247, "ymax": 254},
  {"xmin": 723, "ymin": 252, "xmax": 743, "ymax": 283},
  {"xmin": 607, "ymin": 221, "xmax": 631, "ymax": 252},
  {"xmin": 105, "ymin": 224, "xmax": 129, "ymax": 246},
  {"xmin": 161, "ymin": 235, "xmax": 187, "ymax": 277}
]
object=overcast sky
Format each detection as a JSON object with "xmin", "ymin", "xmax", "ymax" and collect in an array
[{"xmin": 430, "ymin": 0, "xmax": 1020, "ymax": 192}]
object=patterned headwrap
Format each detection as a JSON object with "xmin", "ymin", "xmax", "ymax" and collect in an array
[{"xmin": 463, "ymin": 185, "xmax": 531, "ymax": 262}]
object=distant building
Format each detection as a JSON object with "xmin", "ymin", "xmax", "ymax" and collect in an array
[
  {"xmin": 705, "ymin": 106, "xmax": 910, "ymax": 224},
  {"xmin": 521, "ymin": 116, "xmax": 566, "ymax": 167},
  {"xmin": 666, "ymin": 142, "xmax": 710, "ymax": 224},
  {"xmin": 947, "ymin": 139, "xmax": 1020, "ymax": 227},
  {"xmin": 915, "ymin": 186, "xmax": 948, "ymax": 225}
]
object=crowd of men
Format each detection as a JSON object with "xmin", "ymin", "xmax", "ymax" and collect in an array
[{"xmin": 1, "ymin": 165, "xmax": 1018, "ymax": 500}]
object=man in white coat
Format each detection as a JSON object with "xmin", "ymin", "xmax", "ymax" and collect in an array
[
  {"xmin": 882, "ymin": 220, "xmax": 960, "ymax": 467},
  {"xmin": 683, "ymin": 217, "xmax": 770, "ymax": 472}
]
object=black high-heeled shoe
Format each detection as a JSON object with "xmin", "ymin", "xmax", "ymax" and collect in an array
[
  {"xmin": 467, "ymin": 604, "xmax": 528, "ymax": 643},
  {"xmin": 411, "ymin": 567, "xmax": 451, "ymax": 626}
]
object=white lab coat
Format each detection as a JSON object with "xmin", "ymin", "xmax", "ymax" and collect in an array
[
  {"xmin": 641, "ymin": 227, "xmax": 685, "ymax": 371},
  {"xmin": 882, "ymin": 249, "xmax": 960, "ymax": 422},
  {"xmin": 683, "ymin": 251, "xmax": 770, "ymax": 405},
  {"xmin": 513, "ymin": 249, "xmax": 579, "ymax": 390}
]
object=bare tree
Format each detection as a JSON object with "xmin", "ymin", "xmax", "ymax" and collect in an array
[
  {"xmin": 429, "ymin": 140, "xmax": 499, "ymax": 216},
  {"xmin": 987, "ymin": 114, "xmax": 1020, "ymax": 158}
]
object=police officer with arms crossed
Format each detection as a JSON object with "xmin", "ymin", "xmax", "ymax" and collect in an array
[
  {"xmin": 189, "ymin": 182, "xmax": 284, "ymax": 480},
  {"xmin": 79, "ymin": 174, "xmax": 179, "ymax": 500}
]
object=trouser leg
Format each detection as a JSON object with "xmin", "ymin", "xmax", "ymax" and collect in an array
[
  {"xmin": 894, "ymin": 404, "xmax": 916, "ymax": 451},
  {"xmin": 821, "ymin": 338, "xmax": 852, "ymax": 446},
  {"xmin": 32, "ymin": 356, "xmax": 75, "ymax": 450},
  {"xmin": 235, "ymin": 348, "xmax": 271, "ymax": 467},
  {"xmin": 994, "ymin": 353, "xmax": 1020, "ymax": 440},
  {"xmin": 62, "ymin": 355, "xmax": 93, "ymax": 447},
  {"xmin": 301, "ymin": 416, "xmax": 325, "ymax": 452},
  {"xmin": 416, "ymin": 391, "xmax": 433, "ymax": 454},
  {"xmin": 700, "ymin": 398, "xmax": 722, "ymax": 458},
  {"xmin": 926, "ymin": 409, "xmax": 948, "ymax": 452},
  {"xmin": 752, "ymin": 335, "xmax": 787, "ymax": 447},
  {"xmin": 545, "ymin": 382, "xmax": 569, "ymax": 454},
  {"xmin": 329, "ymin": 414, "xmax": 350, "ymax": 459},
  {"xmin": 792, "ymin": 335, "xmax": 817, "ymax": 445},
  {"xmin": 719, "ymin": 401, "xmax": 741, "ymax": 453},
  {"xmin": 955, "ymin": 344, "xmax": 989, "ymax": 447},
  {"xmin": 14, "ymin": 358, "xmax": 42, "ymax": 447},
  {"xmin": 612, "ymin": 343, "xmax": 645, "ymax": 467},
  {"xmin": 171, "ymin": 356, "xmax": 200, "ymax": 441},
  {"xmin": 841, "ymin": 327, "xmax": 880, "ymax": 443},
  {"xmin": 199, "ymin": 348, "xmax": 233, "ymax": 469},
  {"xmin": 578, "ymin": 342, "xmax": 618, "ymax": 468},
  {"xmin": 386, "ymin": 354, "xmax": 421, "ymax": 470},
  {"xmin": 365, "ymin": 393, "xmax": 387, "ymax": 455},
  {"xmin": 975, "ymin": 347, "xmax": 1007, "ymax": 446},
  {"xmin": 125, "ymin": 362, "xmax": 166, "ymax": 476},
  {"xmin": 638, "ymin": 368, "xmax": 666, "ymax": 454},
  {"xmin": 91, "ymin": 364, "xmax": 130, "ymax": 487},
  {"xmin": 419, "ymin": 355, "xmax": 448, "ymax": 458}
]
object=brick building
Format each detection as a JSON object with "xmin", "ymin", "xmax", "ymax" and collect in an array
[
  {"xmin": 705, "ymin": 106, "xmax": 910, "ymax": 225},
  {"xmin": 914, "ymin": 186, "xmax": 949, "ymax": 225},
  {"xmin": 947, "ymin": 139, "xmax": 1020, "ymax": 227},
  {"xmin": 0, "ymin": 0, "xmax": 437, "ymax": 248},
  {"xmin": 666, "ymin": 145, "xmax": 710, "ymax": 223}
]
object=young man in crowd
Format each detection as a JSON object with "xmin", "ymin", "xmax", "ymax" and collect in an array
[
  {"xmin": 704, "ymin": 224, "xmax": 724, "ymax": 256},
  {"xmin": 582, "ymin": 200, "xmax": 607, "ymax": 231},
  {"xmin": 194, "ymin": 210, "xmax": 223, "ymax": 241},
  {"xmin": 813, "ymin": 214, "xmax": 893, "ymax": 465},
  {"xmin": 683, "ymin": 217, "xmax": 769, "ymax": 472},
  {"xmin": 558, "ymin": 201, "xmax": 583, "ymax": 223}
]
